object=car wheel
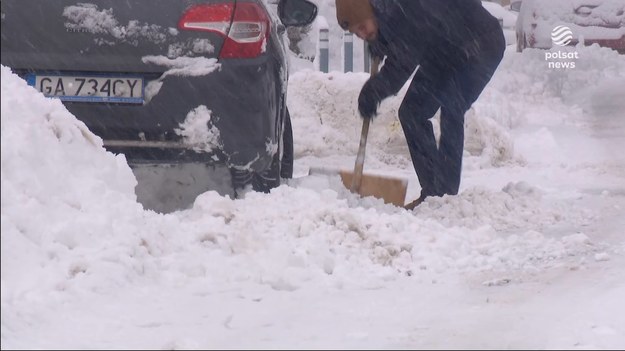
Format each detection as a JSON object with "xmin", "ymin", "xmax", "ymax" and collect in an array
[
  {"xmin": 230, "ymin": 140, "xmax": 281, "ymax": 197},
  {"xmin": 252, "ymin": 106, "xmax": 293, "ymax": 192},
  {"xmin": 230, "ymin": 152, "xmax": 280, "ymax": 197},
  {"xmin": 252, "ymin": 149, "xmax": 281, "ymax": 193},
  {"xmin": 230, "ymin": 98, "xmax": 289, "ymax": 197}
]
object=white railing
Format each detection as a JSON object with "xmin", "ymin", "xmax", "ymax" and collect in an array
[
  {"xmin": 317, "ymin": 29, "xmax": 372, "ymax": 73},
  {"xmin": 316, "ymin": 18, "xmax": 506, "ymax": 73}
]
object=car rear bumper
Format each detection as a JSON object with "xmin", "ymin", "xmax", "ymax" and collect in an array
[
  {"xmin": 19, "ymin": 55, "xmax": 282, "ymax": 171},
  {"xmin": 131, "ymin": 162, "xmax": 234, "ymax": 213}
]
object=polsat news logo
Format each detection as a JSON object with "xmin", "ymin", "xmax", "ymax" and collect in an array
[
  {"xmin": 552, "ymin": 25, "xmax": 573, "ymax": 46},
  {"xmin": 545, "ymin": 25, "xmax": 578, "ymax": 69}
]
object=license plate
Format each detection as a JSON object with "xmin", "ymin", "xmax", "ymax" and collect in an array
[{"xmin": 26, "ymin": 73, "xmax": 144, "ymax": 104}]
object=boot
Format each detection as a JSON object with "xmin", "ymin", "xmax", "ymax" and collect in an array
[{"xmin": 404, "ymin": 194, "xmax": 427, "ymax": 210}]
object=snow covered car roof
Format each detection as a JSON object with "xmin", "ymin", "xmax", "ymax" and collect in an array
[{"xmin": 518, "ymin": 0, "xmax": 625, "ymax": 49}]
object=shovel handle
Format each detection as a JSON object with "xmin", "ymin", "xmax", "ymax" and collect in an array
[
  {"xmin": 351, "ymin": 56, "xmax": 381, "ymax": 193},
  {"xmin": 350, "ymin": 118, "xmax": 370, "ymax": 193}
]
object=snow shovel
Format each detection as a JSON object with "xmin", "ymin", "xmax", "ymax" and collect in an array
[{"xmin": 309, "ymin": 57, "xmax": 408, "ymax": 207}]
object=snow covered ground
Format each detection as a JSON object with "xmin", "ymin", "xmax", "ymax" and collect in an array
[{"xmin": 2, "ymin": 33, "xmax": 625, "ymax": 351}]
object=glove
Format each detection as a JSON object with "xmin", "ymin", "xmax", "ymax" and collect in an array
[{"xmin": 358, "ymin": 79, "xmax": 382, "ymax": 119}]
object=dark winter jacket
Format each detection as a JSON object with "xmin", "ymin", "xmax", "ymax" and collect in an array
[{"xmin": 368, "ymin": 0, "xmax": 505, "ymax": 99}]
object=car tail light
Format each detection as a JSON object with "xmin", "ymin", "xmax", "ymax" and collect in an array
[{"xmin": 178, "ymin": 2, "xmax": 270, "ymax": 59}]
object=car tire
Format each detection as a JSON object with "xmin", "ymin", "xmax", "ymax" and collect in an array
[
  {"xmin": 230, "ymin": 150, "xmax": 280, "ymax": 197},
  {"xmin": 230, "ymin": 97, "xmax": 292, "ymax": 197},
  {"xmin": 252, "ymin": 153, "xmax": 281, "ymax": 193},
  {"xmin": 252, "ymin": 106, "xmax": 294, "ymax": 192}
]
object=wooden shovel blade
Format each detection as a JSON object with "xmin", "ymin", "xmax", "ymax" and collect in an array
[{"xmin": 339, "ymin": 171, "xmax": 408, "ymax": 207}]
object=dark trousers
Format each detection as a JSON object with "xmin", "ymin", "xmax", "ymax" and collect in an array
[{"xmin": 398, "ymin": 42, "xmax": 504, "ymax": 198}]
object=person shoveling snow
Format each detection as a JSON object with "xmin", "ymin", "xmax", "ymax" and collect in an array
[{"xmin": 335, "ymin": 0, "xmax": 506, "ymax": 209}]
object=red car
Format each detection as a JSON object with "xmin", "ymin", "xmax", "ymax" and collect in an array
[{"xmin": 516, "ymin": 0, "xmax": 625, "ymax": 53}]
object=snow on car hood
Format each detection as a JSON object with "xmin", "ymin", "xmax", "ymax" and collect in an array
[
  {"xmin": 535, "ymin": 0, "xmax": 625, "ymax": 39},
  {"xmin": 535, "ymin": 0, "xmax": 625, "ymax": 27}
]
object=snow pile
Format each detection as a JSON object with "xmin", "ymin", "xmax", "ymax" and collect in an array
[
  {"xmin": 287, "ymin": 71, "xmax": 374, "ymax": 157},
  {"xmin": 1, "ymin": 59, "xmax": 605, "ymax": 303},
  {"xmin": 413, "ymin": 182, "xmax": 594, "ymax": 232},
  {"xmin": 497, "ymin": 44, "xmax": 625, "ymax": 101},
  {"xmin": 475, "ymin": 44, "xmax": 625, "ymax": 170},
  {"xmin": 0, "ymin": 65, "xmax": 145, "ymax": 295},
  {"xmin": 1, "ymin": 20, "xmax": 624, "ymax": 346},
  {"xmin": 288, "ymin": 44, "xmax": 625, "ymax": 174},
  {"xmin": 1, "ymin": 0, "xmax": 624, "ymax": 345},
  {"xmin": 287, "ymin": 69, "xmax": 519, "ymax": 171},
  {"xmin": 184, "ymin": 184, "xmax": 600, "ymax": 279}
]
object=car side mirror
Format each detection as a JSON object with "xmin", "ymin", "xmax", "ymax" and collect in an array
[{"xmin": 278, "ymin": 0, "xmax": 318, "ymax": 27}]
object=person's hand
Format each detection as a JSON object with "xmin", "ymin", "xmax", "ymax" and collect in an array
[{"xmin": 358, "ymin": 79, "xmax": 381, "ymax": 119}]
